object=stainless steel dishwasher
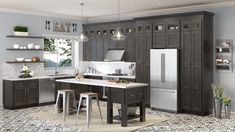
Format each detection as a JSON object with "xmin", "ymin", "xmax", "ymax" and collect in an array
[{"xmin": 39, "ymin": 78, "xmax": 55, "ymax": 104}]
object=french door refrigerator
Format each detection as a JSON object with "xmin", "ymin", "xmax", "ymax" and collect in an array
[{"xmin": 150, "ymin": 49, "xmax": 178, "ymax": 112}]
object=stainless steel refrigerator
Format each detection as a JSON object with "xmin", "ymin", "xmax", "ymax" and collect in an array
[{"xmin": 150, "ymin": 49, "xmax": 178, "ymax": 112}]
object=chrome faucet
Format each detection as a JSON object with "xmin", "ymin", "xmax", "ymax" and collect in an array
[{"xmin": 55, "ymin": 62, "xmax": 59, "ymax": 75}]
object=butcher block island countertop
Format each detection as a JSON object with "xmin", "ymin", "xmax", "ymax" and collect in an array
[{"xmin": 56, "ymin": 78, "xmax": 148, "ymax": 89}]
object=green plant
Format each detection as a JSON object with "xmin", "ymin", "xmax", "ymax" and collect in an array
[
  {"xmin": 223, "ymin": 96, "xmax": 232, "ymax": 106},
  {"xmin": 14, "ymin": 26, "xmax": 28, "ymax": 32},
  {"xmin": 211, "ymin": 84, "xmax": 224, "ymax": 99},
  {"xmin": 44, "ymin": 38, "xmax": 56, "ymax": 52}
]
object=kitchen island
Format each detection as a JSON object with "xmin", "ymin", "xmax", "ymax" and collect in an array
[{"xmin": 56, "ymin": 78, "xmax": 148, "ymax": 127}]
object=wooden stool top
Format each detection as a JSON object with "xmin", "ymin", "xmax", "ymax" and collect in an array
[
  {"xmin": 58, "ymin": 89, "xmax": 74, "ymax": 93},
  {"xmin": 80, "ymin": 92, "xmax": 98, "ymax": 97}
]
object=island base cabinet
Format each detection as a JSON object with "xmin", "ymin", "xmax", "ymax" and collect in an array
[{"xmin": 3, "ymin": 80, "xmax": 39, "ymax": 110}]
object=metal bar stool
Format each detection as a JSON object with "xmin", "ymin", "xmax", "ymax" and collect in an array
[
  {"xmin": 77, "ymin": 92, "xmax": 103, "ymax": 128},
  {"xmin": 54, "ymin": 89, "xmax": 76, "ymax": 121}
]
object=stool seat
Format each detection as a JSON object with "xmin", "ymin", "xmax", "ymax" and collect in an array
[
  {"xmin": 58, "ymin": 89, "xmax": 74, "ymax": 93},
  {"xmin": 77, "ymin": 92, "xmax": 103, "ymax": 128},
  {"xmin": 80, "ymin": 92, "xmax": 98, "ymax": 96},
  {"xmin": 54, "ymin": 89, "xmax": 76, "ymax": 121}
]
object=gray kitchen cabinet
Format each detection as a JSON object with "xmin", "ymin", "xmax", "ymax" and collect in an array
[
  {"xmin": 153, "ymin": 17, "xmax": 180, "ymax": 48},
  {"xmin": 180, "ymin": 14, "xmax": 213, "ymax": 115},
  {"xmin": 135, "ymin": 20, "xmax": 152, "ymax": 105},
  {"xmin": 3, "ymin": 79, "xmax": 39, "ymax": 109}
]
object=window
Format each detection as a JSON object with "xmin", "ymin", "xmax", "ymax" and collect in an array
[{"xmin": 44, "ymin": 38, "xmax": 73, "ymax": 68}]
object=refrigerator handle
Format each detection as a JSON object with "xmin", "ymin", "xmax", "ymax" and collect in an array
[{"xmin": 161, "ymin": 53, "xmax": 165, "ymax": 82}]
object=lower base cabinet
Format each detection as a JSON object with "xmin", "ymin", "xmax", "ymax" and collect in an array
[{"xmin": 3, "ymin": 80, "xmax": 39, "ymax": 109}]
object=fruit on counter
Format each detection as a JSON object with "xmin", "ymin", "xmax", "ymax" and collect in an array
[
  {"xmin": 117, "ymin": 80, "xmax": 129, "ymax": 84},
  {"xmin": 107, "ymin": 80, "xmax": 129, "ymax": 84}
]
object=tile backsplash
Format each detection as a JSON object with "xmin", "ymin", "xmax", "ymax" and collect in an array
[
  {"xmin": 2, "ymin": 63, "xmax": 74, "ymax": 79},
  {"xmin": 79, "ymin": 61, "xmax": 136, "ymax": 76}
]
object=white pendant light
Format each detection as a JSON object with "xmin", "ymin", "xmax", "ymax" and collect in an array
[
  {"xmin": 111, "ymin": 0, "xmax": 126, "ymax": 41},
  {"xmin": 79, "ymin": 3, "xmax": 88, "ymax": 42}
]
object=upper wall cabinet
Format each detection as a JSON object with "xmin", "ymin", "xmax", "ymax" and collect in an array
[{"xmin": 153, "ymin": 17, "xmax": 180, "ymax": 48}]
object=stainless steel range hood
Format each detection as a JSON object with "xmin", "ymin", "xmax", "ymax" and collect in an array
[{"xmin": 104, "ymin": 50, "xmax": 125, "ymax": 61}]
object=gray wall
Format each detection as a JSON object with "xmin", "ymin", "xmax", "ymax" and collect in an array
[
  {"xmin": 0, "ymin": 12, "xmax": 82, "ymax": 107},
  {"xmin": 208, "ymin": 7, "xmax": 235, "ymax": 112}
]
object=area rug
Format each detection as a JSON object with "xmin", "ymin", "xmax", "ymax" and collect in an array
[{"xmin": 29, "ymin": 104, "xmax": 168, "ymax": 132}]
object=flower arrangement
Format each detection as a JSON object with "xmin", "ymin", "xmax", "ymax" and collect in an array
[
  {"xmin": 74, "ymin": 69, "xmax": 84, "ymax": 80},
  {"xmin": 211, "ymin": 84, "xmax": 224, "ymax": 100},
  {"xmin": 223, "ymin": 96, "xmax": 232, "ymax": 106},
  {"xmin": 19, "ymin": 64, "xmax": 34, "ymax": 78}
]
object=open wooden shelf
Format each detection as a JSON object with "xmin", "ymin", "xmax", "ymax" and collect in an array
[
  {"xmin": 6, "ymin": 48, "xmax": 44, "ymax": 51},
  {"xmin": 6, "ymin": 61, "xmax": 45, "ymax": 64},
  {"xmin": 6, "ymin": 35, "xmax": 44, "ymax": 39}
]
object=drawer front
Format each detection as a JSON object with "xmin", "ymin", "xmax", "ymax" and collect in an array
[
  {"xmin": 126, "ymin": 87, "xmax": 144, "ymax": 104},
  {"xmin": 110, "ymin": 89, "xmax": 124, "ymax": 104}
]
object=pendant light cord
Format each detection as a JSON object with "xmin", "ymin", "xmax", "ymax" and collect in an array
[
  {"xmin": 118, "ymin": 0, "xmax": 120, "ymax": 27},
  {"xmin": 80, "ymin": 3, "xmax": 84, "ymax": 32}
]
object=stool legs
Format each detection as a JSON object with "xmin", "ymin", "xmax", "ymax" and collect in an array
[
  {"xmin": 77, "ymin": 93, "xmax": 103, "ymax": 128},
  {"xmin": 96, "ymin": 96, "xmax": 103, "ymax": 123},
  {"xmin": 77, "ymin": 96, "xmax": 83, "ymax": 116},
  {"xmin": 66, "ymin": 93, "xmax": 70, "ymax": 116},
  {"xmin": 63, "ymin": 93, "xmax": 67, "ymax": 121},
  {"xmin": 54, "ymin": 93, "xmax": 60, "ymax": 114},
  {"xmin": 86, "ymin": 96, "xmax": 90, "ymax": 128}
]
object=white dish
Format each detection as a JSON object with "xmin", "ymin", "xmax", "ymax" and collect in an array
[
  {"xmin": 16, "ymin": 58, "xmax": 24, "ymax": 61},
  {"xmin": 13, "ymin": 44, "xmax": 20, "ymax": 49},
  {"xmin": 25, "ymin": 59, "xmax": 31, "ymax": 62},
  {"xmin": 27, "ymin": 43, "xmax": 35, "ymax": 49},
  {"xmin": 34, "ymin": 45, "xmax": 41, "ymax": 49}
]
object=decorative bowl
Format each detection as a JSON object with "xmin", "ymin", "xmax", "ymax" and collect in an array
[{"xmin": 16, "ymin": 58, "xmax": 24, "ymax": 61}]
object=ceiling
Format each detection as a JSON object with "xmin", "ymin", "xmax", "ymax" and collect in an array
[{"xmin": 0, "ymin": 0, "xmax": 234, "ymax": 19}]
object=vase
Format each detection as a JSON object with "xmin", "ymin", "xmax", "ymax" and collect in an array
[
  {"xmin": 214, "ymin": 98, "xmax": 222, "ymax": 118},
  {"xmin": 224, "ymin": 105, "xmax": 231, "ymax": 119},
  {"xmin": 13, "ymin": 31, "xmax": 28, "ymax": 36}
]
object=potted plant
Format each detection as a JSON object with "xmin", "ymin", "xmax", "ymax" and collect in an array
[
  {"xmin": 13, "ymin": 26, "xmax": 28, "ymax": 36},
  {"xmin": 223, "ymin": 96, "xmax": 232, "ymax": 119},
  {"xmin": 211, "ymin": 84, "xmax": 224, "ymax": 118}
]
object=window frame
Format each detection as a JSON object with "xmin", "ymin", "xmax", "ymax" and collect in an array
[{"xmin": 43, "ymin": 36, "xmax": 76, "ymax": 70}]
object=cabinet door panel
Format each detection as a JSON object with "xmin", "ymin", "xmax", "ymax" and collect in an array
[
  {"xmin": 166, "ymin": 31, "xmax": 180, "ymax": 48},
  {"xmin": 191, "ymin": 30, "xmax": 202, "ymax": 112},
  {"xmin": 90, "ymin": 38, "xmax": 97, "ymax": 61},
  {"xmin": 180, "ymin": 31, "xmax": 192, "ymax": 112},
  {"xmin": 181, "ymin": 31, "xmax": 192, "ymax": 65},
  {"xmin": 14, "ymin": 81, "xmax": 26, "ymax": 107},
  {"xmin": 136, "ymin": 63, "xmax": 144, "ymax": 83},
  {"xmin": 83, "ymin": 41, "xmax": 91, "ymax": 61},
  {"xmin": 135, "ymin": 34, "xmax": 145, "ymax": 63},
  {"xmin": 153, "ymin": 32, "xmax": 166, "ymax": 48},
  {"xmin": 27, "ymin": 80, "xmax": 39, "ymax": 105},
  {"xmin": 96, "ymin": 38, "xmax": 104, "ymax": 61},
  {"xmin": 125, "ymin": 34, "xmax": 135, "ymax": 62}
]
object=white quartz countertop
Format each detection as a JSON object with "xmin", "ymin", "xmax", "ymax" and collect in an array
[
  {"xmin": 3, "ymin": 74, "xmax": 74, "ymax": 81},
  {"xmin": 84, "ymin": 73, "xmax": 136, "ymax": 79},
  {"xmin": 56, "ymin": 78, "xmax": 148, "ymax": 89}
]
